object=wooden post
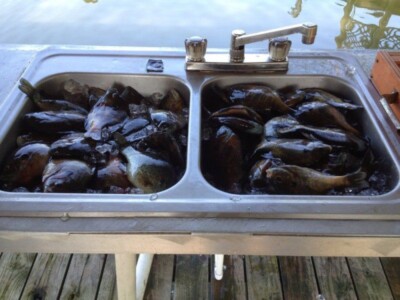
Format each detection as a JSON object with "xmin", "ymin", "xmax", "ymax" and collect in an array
[{"xmin": 115, "ymin": 253, "xmax": 136, "ymax": 300}]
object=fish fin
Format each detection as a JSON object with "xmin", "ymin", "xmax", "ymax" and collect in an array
[{"xmin": 345, "ymin": 169, "xmax": 369, "ymax": 189}]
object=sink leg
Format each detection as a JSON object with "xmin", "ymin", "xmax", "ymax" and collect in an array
[
  {"xmin": 214, "ymin": 254, "xmax": 224, "ymax": 280},
  {"xmin": 115, "ymin": 253, "xmax": 137, "ymax": 300}
]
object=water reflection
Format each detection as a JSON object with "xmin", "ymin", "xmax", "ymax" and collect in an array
[
  {"xmin": 0, "ymin": 0, "xmax": 398, "ymax": 49},
  {"xmin": 336, "ymin": 0, "xmax": 400, "ymax": 49}
]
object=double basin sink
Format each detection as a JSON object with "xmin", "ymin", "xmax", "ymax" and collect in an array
[{"xmin": 0, "ymin": 48, "xmax": 399, "ymax": 226}]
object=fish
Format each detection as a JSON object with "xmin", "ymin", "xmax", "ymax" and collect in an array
[
  {"xmin": 209, "ymin": 105, "xmax": 264, "ymax": 135},
  {"xmin": 42, "ymin": 159, "xmax": 94, "ymax": 193},
  {"xmin": 85, "ymin": 88, "xmax": 128, "ymax": 141},
  {"xmin": 150, "ymin": 110, "xmax": 187, "ymax": 134},
  {"xmin": 18, "ymin": 79, "xmax": 88, "ymax": 114},
  {"xmin": 222, "ymin": 84, "xmax": 291, "ymax": 113},
  {"xmin": 303, "ymin": 88, "xmax": 362, "ymax": 110},
  {"xmin": 210, "ymin": 125, "xmax": 244, "ymax": 193},
  {"xmin": 263, "ymin": 116, "xmax": 301, "ymax": 138},
  {"xmin": 0, "ymin": 143, "xmax": 50, "ymax": 187},
  {"xmin": 293, "ymin": 101, "xmax": 359, "ymax": 135},
  {"xmin": 121, "ymin": 146, "xmax": 176, "ymax": 193},
  {"xmin": 95, "ymin": 157, "xmax": 132, "ymax": 191},
  {"xmin": 24, "ymin": 111, "xmax": 86, "ymax": 134},
  {"xmin": 266, "ymin": 165, "xmax": 368, "ymax": 194},
  {"xmin": 160, "ymin": 88, "xmax": 186, "ymax": 114},
  {"xmin": 252, "ymin": 138, "xmax": 332, "ymax": 166},
  {"xmin": 280, "ymin": 125, "xmax": 367, "ymax": 152},
  {"xmin": 49, "ymin": 134, "xmax": 95, "ymax": 162}
]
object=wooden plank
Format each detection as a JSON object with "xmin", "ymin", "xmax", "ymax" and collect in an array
[
  {"xmin": 144, "ymin": 254, "xmax": 174, "ymax": 300},
  {"xmin": 20, "ymin": 253, "xmax": 71, "ymax": 300},
  {"xmin": 97, "ymin": 254, "xmax": 117, "ymax": 300},
  {"xmin": 173, "ymin": 255, "xmax": 209, "ymax": 300},
  {"xmin": 313, "ymin": 257, "xmax": 357, "ymax": 300},
  {"xmin": 59, "ymin": 254, "xmax": 106, "ymax": 299},
  {"xmin": 245, "ymin": 256, "xmax": 283, "ymax": 300},
  {"xmin": 279, "ymin": 256, "xmax": 319, "ymax": 300},
  {"xmin": 0, "ymin": 252, "xmax": 36, "ymax": 299},
  {"xmin": 211, "ymin": 255, "xmax": 246, "ymax": 300},
  {"xmin": 381, "ymin": 257, "xmax": 400, "ymax": 299},
  {"xmin": 347, "ymin": 257, "xmax": 393, "ymax": 300}
]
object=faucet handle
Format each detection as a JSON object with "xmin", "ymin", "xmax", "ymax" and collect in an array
[
  {"xmin": 185, "ymin": 36, "xmax": 207, "ymax": 62},
  {"xmin": 268, "ymin": 37, "xmax": 292, "ymax": 62}
]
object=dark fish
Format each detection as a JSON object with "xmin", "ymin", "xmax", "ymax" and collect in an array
[
  {"xmin": 223, "ymin": 84, "xmax": 291, "ymax": 113},
  {"xmin": 211, "ymin": 116, "xmax": 264, "ymax": 135},
  {"xmin": 136, "ymin": 131, "xmax": 185, "ymax": 169},
  {"xmin": 122, "ymin": 146, "xmax": 176, "ymax": 193},
  {"xmin": 266, "ymin": 165, "xmax": 368, "ymax": 194},
  {"xmin": 49, "ymin": 134, "xmax": 94, "ymax": 162},
  {"xmin": 303, "ymin": 88, "xmax": 362, "ymax": 110},
  {"xmin": 248, "ymin": 159, "xmax": 274, "ymax": 190},
  {"xmin": 209, "ymin": 105, "xmax": 264, "ymax": 124},
  {"xmin": 95, "ymin": 157, "xmax": 132, "ymax": 191},
  {"xmin": 24, "ymin": 111, "xmax": 86, "ymax": 134},
  {"xmin": 150, "ymin": 110, "xmax": 187, "ymax": 134},
  {"xmin": 120, "ymin": 117, "xmax": 150, "ymax": 135},
  {"xmin": 19, "ymin": 78, "xmax": 88, "ymax": 114},
  {"xmin": 0, "ymin": 143, "xmax": 50, "ymax": 187},
  {"xmin": 280, "ymin": 125, "xmax": 367, "ymax": 152},
  {"xmin": 42, "ymin": 159, "xmax": 93, "ymax": 193},
  {"xmin": 263, "ymin": 116, "xmax": 301, "ymax": 138},
  {"xmin": 294, "ymin": 101, "xmax": 359, "ymax": 135},
  {"xmin": 160, "ymin": 88, "xmax": 186, "ymax": 114},
  {"xmin": 252, "ymin": 138, "xmax": 332, "ymax": 166},
  {"xmin": 120, "ymin": 86, "xmax": 144, "ymax": 105},
  {"xmin": 210, "ymin": 126, "xmax": 244, "ymax": 193},
  {"xmin": 85, "ymin": 88, "xmax": 128, "ymax": 141}
]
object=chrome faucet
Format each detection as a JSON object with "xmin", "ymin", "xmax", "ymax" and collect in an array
[
  {"xmin": 185, "ymin": 22, "xmax": 317, "ymax": 72},
  {"xmin": 230, "ymin": 23, "xmax": 317, "ymax": 62}
]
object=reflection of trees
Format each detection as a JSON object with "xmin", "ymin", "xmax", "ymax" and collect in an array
[
  {"xmin": 335, "ymin": 0, "xmax": 399, "ymax": 49},
  {"xmin": 289, "ymin": 0, "xmax": 302, "ymax": 18}
]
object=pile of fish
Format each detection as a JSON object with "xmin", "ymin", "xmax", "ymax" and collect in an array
[
  {"xmin": 201, "ymin": 83, "xmax": 389, "ymax": 195},
  {"xmin": 0, "ymin": 78, "xmax": 188, "ymax": 193}
]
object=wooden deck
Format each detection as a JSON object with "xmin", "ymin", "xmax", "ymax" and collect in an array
[{"xmin": 1, "ymin": 254, "xmax": 400, "ymax": 299}]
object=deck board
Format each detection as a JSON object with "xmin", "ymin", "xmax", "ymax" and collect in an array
[
  {"xmin": 279, "ymin": 256, "xmax": 319, "ymax": 300},
  {"xmin": 245, "ymin": 256, "xmax": 283, "ymax": 300},
  {"xmin": 210, "ymin": 255, "xmax": 247, "ymax": 300},
  {"xmin": 20, "ymin": 253, "xmax": 71, "ymax": 300},
  {"xmin": 97, "ymin": 254, "xmax": 117, "ymax": 300},
  {"xmin": 0, "ymin": 253, "xmax": 36, "ymax": 300},
  {"xmin": 173, "ymin": 255, "xmax": 209, "ymax": 300},
  {"xmin": 313, "ymin": 257, "xmax": 357, "ymax": 300},
  {"xmin": 59, "ymin": 254, "xmax": 106, "ymax": 299},
  {"xmin": 381, "ymin": 257, "xmax": 400, "ymax": 299},
  {"xmin": 348, "ymin": 257, "xmax": 393, "ymax": 300},
  {"xmin": 144, "ymin": 254, "xmax": 174, "ymax": 300}
]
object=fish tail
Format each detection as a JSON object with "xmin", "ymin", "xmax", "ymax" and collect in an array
[{"xmin": 344, "ymin": 169, "xmax": 369, "ymax": 189}]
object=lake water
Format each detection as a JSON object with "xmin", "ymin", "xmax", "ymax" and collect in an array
[{"xmin": 0, "ymin": 0, "xmax": 399, "ymax": 50}]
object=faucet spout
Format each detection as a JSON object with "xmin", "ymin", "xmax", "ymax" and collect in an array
[
  {"xmin": 234, "ymin": 23, "xmax": 317, "ymax": 47},
  {"xmin": 230, "ymin": 22, "xmax": 317, "ymax": 62}
]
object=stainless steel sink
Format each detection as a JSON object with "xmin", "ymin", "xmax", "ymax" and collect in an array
[{"xmin": 0, "ymin": 48, "xmax": 400, "ymax": 255}]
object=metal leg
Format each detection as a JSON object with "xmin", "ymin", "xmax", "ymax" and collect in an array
[
  {"xmin": 115, "ymin": 253, "xmax": 136, "ymax": 300},
  {"xmin": 214, "ymin": 254, "xmax": 224, "ymax": 280},
  {"xmin": 136, "ymin": 254, "xmax": 154, "ymax": 300}
]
